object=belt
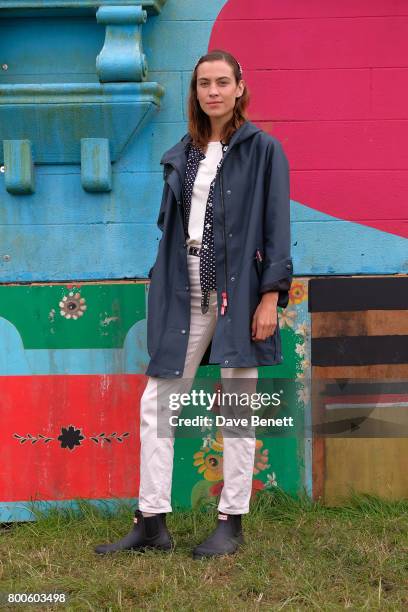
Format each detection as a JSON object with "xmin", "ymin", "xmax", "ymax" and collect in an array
[{"xmin": 187, "ymin": 246, "xmax": 201, "ymax": 257}]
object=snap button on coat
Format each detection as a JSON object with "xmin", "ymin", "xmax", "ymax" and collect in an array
[{"xmin": 145, "ymin": 120, "xmax": 293, "ymax": 379}]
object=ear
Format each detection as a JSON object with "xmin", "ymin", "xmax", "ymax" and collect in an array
[{"xmin": 237, "ymin": 80, "xmax": 245, "ymax": 97}]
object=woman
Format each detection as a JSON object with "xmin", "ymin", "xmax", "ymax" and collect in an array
[{"xmin": 95, "ymin": 49, "xmax": 293, "ymax": 559}]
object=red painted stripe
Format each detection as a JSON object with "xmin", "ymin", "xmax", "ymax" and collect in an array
[
  {"xmin": 0, "ymin": 375, "xmax": 147, "ymax": 502},
  {"xmin": 246, "ymin": 70, "xmax": 371, "ymax": 121},
  {"xmin": 218, "ymin": 0, "xmax": 408, "ymax": 20},
  {"xmin": 324, "ymin": 394, "xmax": 408, "ymax": 404},
  {"xmin": 211, "ymin": 18, "xmax": 408, "ymax": 69}
]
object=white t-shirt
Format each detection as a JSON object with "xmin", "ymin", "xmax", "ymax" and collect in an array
[{"xmin": 186, "ymin": 141, "xmax": 223, "ymax": 247}]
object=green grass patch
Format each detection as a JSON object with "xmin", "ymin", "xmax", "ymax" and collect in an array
[{"xmin": 1, "ymin": 490, "xmax": 407, "ymax": 610}]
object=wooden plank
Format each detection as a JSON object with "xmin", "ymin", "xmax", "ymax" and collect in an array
[
  {"xmin": 313, "ymin": 364, "xmax": 408, "ymax": 379},
  {"xmin": 312, "ymin": 336, "xmax": 408, "ymax": 366},
  {"xmin": 324, "ymin": 438, "xmax": 408, "ymax": 505},
  {"xmin": 312, "ymin": 310, "xmax": 408, "ymax": 338},
  {"xmin": 309, "ymin": 277, "xmax": 408, "ymax": 312}
]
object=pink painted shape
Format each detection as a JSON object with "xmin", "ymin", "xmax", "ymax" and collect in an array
[{"xmin": 210, "ymin": 0, "xmax": 408, "ymax": 238}]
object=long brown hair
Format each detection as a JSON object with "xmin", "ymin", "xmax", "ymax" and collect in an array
[{"xmin": 188, "ymin": 49, "xmax": 250, "ymax": 150}]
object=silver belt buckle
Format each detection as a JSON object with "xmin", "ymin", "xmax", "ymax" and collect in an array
[{"xmin": 188, "ymin": 246, "xmax": 201, "ymax": 257}]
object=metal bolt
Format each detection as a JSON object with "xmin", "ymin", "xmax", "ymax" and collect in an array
[
  {"xmin": 0, "ymin": 166, "xmax": 5, "ymax": 173},
  {"xmin": 1, "ymin": 64, "xmax": 8, "ymax": 71},
  {"xmin": 3, "ymin": 255, "xmax": 10, "ymax": 262}
]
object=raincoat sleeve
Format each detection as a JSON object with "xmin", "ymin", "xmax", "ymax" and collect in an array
[
  {"xmin": 148, "ymin": 179, "xmax": 169, "ymax": 279},
  {"xmin": 260, "ymin": 140, "xmax": 293, "ymax": 308}
]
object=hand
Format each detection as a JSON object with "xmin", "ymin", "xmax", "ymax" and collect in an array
[{"xmin": 251, "ymin": 292, "xmax": 278, "ymax": 341}]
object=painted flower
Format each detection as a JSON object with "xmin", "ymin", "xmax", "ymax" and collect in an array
[
  {"xmin": 59, "ymin": 291, "xmax": 87, "ymax": 320},
  {"xmin": 193, "ymin": 450, "xmax": 223, "ymax": 481},
  {"xmin": 265, "ymin": 472, "xmax": 278, "ymax": 488},
  {"xmin": 57, "ymin": 425, "xmax": 84, "ymax": 450},
  {"xmin": 253, "ymin": 439, "xmax": 270, "ymax": 475},
  {"xmin": 251, "ymin": 479, "xmax": 265, "ymax": 497},
  {"xmin": 201, "ymin": 434, "xmax": 214, "ymax": 448},
  {"xmin": 295, "ymin": 322, "xmax": 308, "ymax": 337},
  {"xmin": 297, "ymin": 386, "xmax": 310, "ymax": 404},
  {"xmin": 295, "ymin": 342, "xmax": 306, "ymax": 357},
  {"xmin": 209, "ymin": 481, "xmax": 224, "ymax": 496},
  {"xmin": 279, "ymin": 308, "xmax": 297, "ymax": 329},
  {"xmin": 289, "ymin": 282, "xmax": 307, "ymax": 305}
]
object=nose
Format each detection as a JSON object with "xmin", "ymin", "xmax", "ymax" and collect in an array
[{"xmin": 208, "ymin": 83, "xmax": 219, "ymax": 97}]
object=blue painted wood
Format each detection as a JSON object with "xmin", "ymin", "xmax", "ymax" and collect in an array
[
  {"xmin": 0, "ymin": 223, "xmax": 160, "ymax": 281},
  {"xmin": 0, "ymin": 1, "xmax": 166, "ymax": 14},
  {"xmin": 2, "ymin": 0, "xmax": 404, "ymax": 281},
  {"xmin": 0, "ymin": 317, "xmax": 150, "ymax": 375},
  {"xmin": 81, "ymin": 138, "xmax": 112, "ymax": 192},
  {"xmin": 3, "ymin": 139, "xmax": 35, "ymax": 194},
  {"xmin": 0, "ymin": 18, "xmax": 104, "ymax": 79},
  {"xmin": 291, "ymin": 203, "xmax": 408, "ymax": 275},
  {"xmin": 96, "ymin": 5, "xmax": 148, "ymax": 82},
  {"xmin": 0, "ymin": 497, "xmax": 138, "ymax": 523},
  {"xmin": 0, "ymin": 207, "xmax": 407, "ymax": 281},
  {"xmin": 143, "ymin": 19, "xmax": 218, "ymax": 71},
  {"xmin": 0, "ymin": 83, "xmax": 164, "ymax": 164},
  {"xmin": 0, "ymin": 171, "xmax": 164, "ymax": 225}
]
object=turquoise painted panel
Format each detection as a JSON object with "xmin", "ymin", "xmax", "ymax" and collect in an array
[
  {"xmin": 0, "ymin": 18, "xmax": 104, "ymax": 81},
  {"xmin": 3, "ymin": 139, "xmax": 35, "ymax": 194},
  {"xmin": 0, "ymin": 317, "xmax": 150, "ymax": 375},
  {"xmin": 114, "ymin": 120, "xmax": 188, "ymax": 171},
  {"xmin": 0, "ymin": 171, "xmax": 163, "ymax": 225},
  {"xmin": 0, "ymin": 83, "xmax": 164, "ymax": 164},
  {"xmin": 160, "ymin": 0, "xmax": 226, "ymax": 21},
  {"xmin": 0, "ymin": 191, "xmax": 406, "ymax": 280},
  {"xmin": 148, "ymin": 71, "xmax": 183, "ymax": 122},
  {"xmin": 143, "ymin": 19, "xmax": 218, "ymax": 71},
  {"xmin": 0, "ymin": 224, "xmax": 159, "ymax": 281},
  {"xmin": 81, "ymin": 138, "xmax": 112, "ymax": 192},
  {"xmin": 0, "ymin": 497, "xmax": 137, "ymax": 523},
  {"xmin": 292, "ymin": 210, "xmax": 408, "ymax": 275}
]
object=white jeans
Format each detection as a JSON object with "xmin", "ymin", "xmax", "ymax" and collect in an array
[{"xmin": 139, "ymin": 254, "xmax": 258, "ymax": 515}]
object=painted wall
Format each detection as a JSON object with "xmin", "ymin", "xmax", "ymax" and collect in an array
[{"xmin": 0, "ymin": 0, "xmax": 407, "ymax": 519}]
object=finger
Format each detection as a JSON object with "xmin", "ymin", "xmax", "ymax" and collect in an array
[{"xmin": 251, "ymin": 314, "xmax": 257, "ymax": 338}]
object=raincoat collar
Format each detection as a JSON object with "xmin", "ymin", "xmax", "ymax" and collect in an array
[{"xmin": 160, "ymin": 120, "xmax": 262, "ymax": 167}]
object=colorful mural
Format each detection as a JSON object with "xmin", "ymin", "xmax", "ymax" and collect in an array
[{"xmin": 1, "ymin": 0, "xmax": 407, "ymax": 520}]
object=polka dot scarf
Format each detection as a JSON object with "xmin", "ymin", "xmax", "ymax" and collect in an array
[{"xmin": 183, "ymin": 142, "xmax": 227, "ymax": 314}]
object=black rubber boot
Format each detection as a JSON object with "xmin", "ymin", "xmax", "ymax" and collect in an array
[
  {"xmin": 192, "ymin": 513, "xmax": 244, "ymax": 560},
  {"xmin": 94, "ymin": 510, "xmax": 173, "ymax": 555}
]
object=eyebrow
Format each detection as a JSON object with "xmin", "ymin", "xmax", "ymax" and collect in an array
[{"xmin": 197, "ymin": 76, "xmax": 231, "ymax": 81}]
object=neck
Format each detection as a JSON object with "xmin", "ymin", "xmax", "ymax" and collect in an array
[{"xmin": 209, "ymin": 113, "xmax": 232, "ymax": 142}]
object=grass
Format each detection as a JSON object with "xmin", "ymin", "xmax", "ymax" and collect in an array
[{"xmin": 1, "ymin": 490, "xmax": 407, "ymax": 611}]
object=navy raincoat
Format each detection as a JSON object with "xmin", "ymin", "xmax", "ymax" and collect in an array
[{"xmin": 146, "ymin": 120, "xmax": 293, "ymax": 379}]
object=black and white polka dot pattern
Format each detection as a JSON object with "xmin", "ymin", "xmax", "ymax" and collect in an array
[{"xmin": 183, "ymin": 142, "xmax": 227, "ymax": 314}]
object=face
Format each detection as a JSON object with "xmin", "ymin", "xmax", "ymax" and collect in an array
[{"xmin": 196, "ymin": 59, "xmax": 244, "ymax": 123}]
